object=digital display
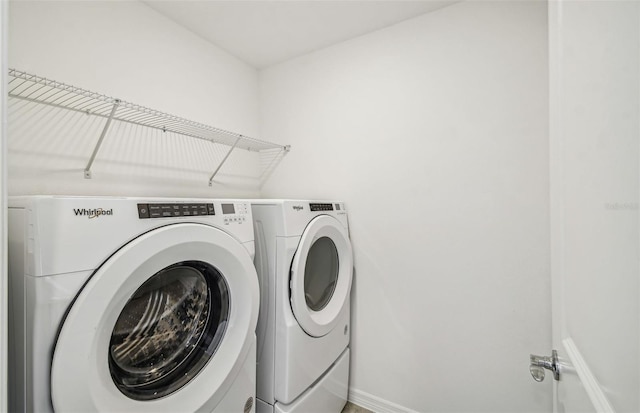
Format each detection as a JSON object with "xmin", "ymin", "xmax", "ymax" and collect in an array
[{"xmin": 221, "ymin": 203, "xmax": 235, "ymax": 214}]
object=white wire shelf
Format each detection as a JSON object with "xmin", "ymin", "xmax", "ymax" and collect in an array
[{"xmin": 7, "ymin": 68, "xmax": 290, "ymax": 185}]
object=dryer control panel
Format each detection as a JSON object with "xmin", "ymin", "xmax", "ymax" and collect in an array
[
  {"xmin": 309, "ymin": 202, "xmax": 345, "ymax": 212},
  {"xmin": 309, "ymin": 203, "xmax": 334, "ymax": 211}
]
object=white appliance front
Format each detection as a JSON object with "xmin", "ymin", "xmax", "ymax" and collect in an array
[
  {"xmin": 274, "ymin": 349, "xmax": 349, "ymax": 413},
  {"xmin": 252, "ymin": 200, "xmax": 352, "ymax": 412},
  {"xmin": 8, "ymin": 196, "xmax": 259, "ymax": 413}
]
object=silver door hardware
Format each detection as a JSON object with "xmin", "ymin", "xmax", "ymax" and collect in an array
[{"xmin": 529, "ymin": 350, "xmax": 559, "ymax": 382}]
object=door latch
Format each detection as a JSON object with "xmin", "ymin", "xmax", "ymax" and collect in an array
[{"xmin": 529, "ymin": 350, "xmax": 559, "ymax": 382}]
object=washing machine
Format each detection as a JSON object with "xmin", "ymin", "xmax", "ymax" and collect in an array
[
  {"xmin": 8, "ymin": 196, "xmax": 259, "ymax": 413},
  {"xmin": 251, "ymin": 200, "xmax": 352, "ymax": 413}
]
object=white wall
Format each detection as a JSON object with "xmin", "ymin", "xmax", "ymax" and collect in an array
[
  {"xmin": 8, "ymin": 1, "xmax": 261, "ymax": 198},
  {"xmin": 259, "ymin": 1, "xmax": 550, "ymax": 411}
]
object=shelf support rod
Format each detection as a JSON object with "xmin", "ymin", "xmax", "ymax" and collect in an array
[
  {"xmin": 84, "ymin": 99, "xmax": 120, "ymax": 179},
  {"xmin": 209, "ymin": 136, "xmax": 242, "ymax": 186}
]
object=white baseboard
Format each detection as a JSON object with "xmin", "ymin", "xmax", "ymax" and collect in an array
[{"xmin": 348, "ymin": 388, "xmax": 419, "ymax": 413}]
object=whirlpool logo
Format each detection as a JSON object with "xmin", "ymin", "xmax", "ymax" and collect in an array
[
  {"xmin": 292, "ymin": 205, "xmax": 304, "ymax": 211},
  {"xmin": 73, "ymin": 208, "xmax": 113, "ymax": 219}
]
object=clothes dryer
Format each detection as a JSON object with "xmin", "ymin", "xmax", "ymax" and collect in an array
[
  {"xmin": 8, "ymin": 196, "xmax": 259, "ymax": 413},
  {"xmin": 252, "ymin": 200, "xmax": 352, "ymax": 413}
]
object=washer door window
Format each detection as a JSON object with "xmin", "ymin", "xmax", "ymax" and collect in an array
[
  {"xmin": 50, "ymin": 223, "xmax": 259, "ymax": 412},
  {"xmin": 109, "ymin": 261, "xmax": 229, "ymax": 400},
  {"xmin": 290, "ymin": 215, "xmax": 353, "ymax": 338}
]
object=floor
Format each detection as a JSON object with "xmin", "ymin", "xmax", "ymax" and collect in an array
[{"xmin": 342, "ymin": 402, "xmax": 374, "ymax": 413}]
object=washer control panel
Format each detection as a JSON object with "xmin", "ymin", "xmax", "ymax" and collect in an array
[
  {"xmin": 222, "ymin": 202, "xmax": 249, "ymax": 225},
  {"xmin": 136, "ymin": 201, "xmax": 250, "ymax": 225},
  {"xmin": 137, "ymin": 203, "xmax": 214, "ymax": 219}
]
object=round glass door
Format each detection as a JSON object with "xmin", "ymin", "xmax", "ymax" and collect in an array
[
  {"xmin": 50, "ymin": 223, "xmax": 259, "ymax": 412},
  {"xmin": 109, "ymin": 260, "xmax": 230, "ymax": 400},
  {"xmin": 304, "ymin": 237, "xmax": 339, "ymax": 312},
  {"xmin": 290, "ymin": 215, "xmax": 353, "ymax": 337}
]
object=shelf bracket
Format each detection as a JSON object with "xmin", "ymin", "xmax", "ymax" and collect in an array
[
  {"xmin": 84, "ymin": 99, "xmax": 120, "ymax": 179},
  {"xmin": 209, "ymin": 136, "xmax": 242, "ymax": 186},
  {"xmin": 258, "ymin": 145, "xmax": 291, "ymax": 187}
]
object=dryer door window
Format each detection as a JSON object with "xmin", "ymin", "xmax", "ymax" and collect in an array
[
  {"xmin": 304, "ymin": 237, "xmax": 339, "ymax": 312},
  {"xmin": 109, "ymin": 260, "xmax": 229, "ymax": 401},
  {"xmin": 290, "ymin": 215, "xmax": 353, "ymax": 338}
]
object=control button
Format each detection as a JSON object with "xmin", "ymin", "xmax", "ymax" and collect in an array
[
  {"xmin": 137, "ymin": 204, "xmax": 150, "ymax": 219},
  {"xmin": 207, "ymin": 204, "xmax": 215, "ymax": 215},
  {"xmin": 148, "ymin": 204, "xmax": 162, "ymax": 218},
  {"xmin": 159, "ymin": 205, "xmax": 171, "ymax": 217}
]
